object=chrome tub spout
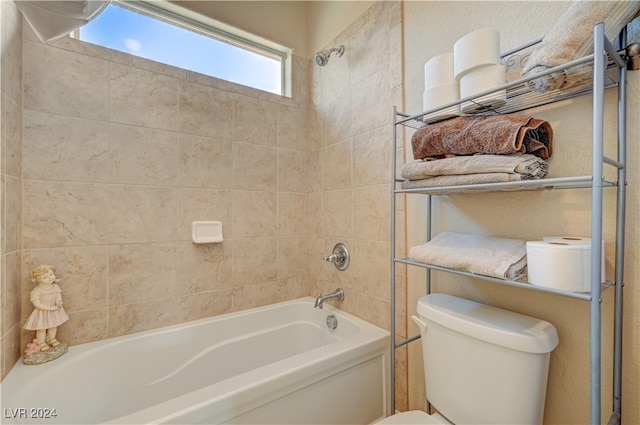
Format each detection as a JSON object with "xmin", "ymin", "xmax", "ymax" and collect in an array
[{"xmin": 314, "ymin": 288, "xmax": 345, "ymax": 309}]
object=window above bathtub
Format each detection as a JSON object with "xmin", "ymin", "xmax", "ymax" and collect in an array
[{"xmin": 73, "ymin": 0, "xmax": 292, "ymax": 96}]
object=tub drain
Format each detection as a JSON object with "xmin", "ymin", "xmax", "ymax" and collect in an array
[{"xmin": 326, "ymin": 314, "xmax": 338, "ymax": 330}]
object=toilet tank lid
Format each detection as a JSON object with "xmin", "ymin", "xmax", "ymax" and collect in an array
[{"xmin": 417, "ymin": 294, "xmax": 559, "ymax": 353}]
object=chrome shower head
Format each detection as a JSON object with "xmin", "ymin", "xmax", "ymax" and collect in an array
[{"xmin": 314, "ymin": 45, "xmax": 345, "ymax": 66}]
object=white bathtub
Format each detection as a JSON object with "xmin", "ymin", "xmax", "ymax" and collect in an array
[{"xmin": 1, "ymin": 297, "xmax": 390, "ymax": 424}]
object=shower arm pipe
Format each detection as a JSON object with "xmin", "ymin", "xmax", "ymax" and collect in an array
[{"xmin": 327, "ymin": 45, "xmax": 344, "ymax": 57}]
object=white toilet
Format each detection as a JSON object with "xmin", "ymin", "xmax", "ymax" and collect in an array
[{"xmin": 378, "ymin": 293, "xmax": 559, "ymax": 425}]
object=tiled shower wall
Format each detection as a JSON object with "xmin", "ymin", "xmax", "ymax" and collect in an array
[
  {"xmin": 2, "ymin": 2, "xmax": 407, "ymax": 407},
  {"xmin": 308, "ymin": 1, "xmax": 407, "ymax": 409},
  {"xmin": 1, "ymin": 0, "xmax": 23, "ymax": 380},
  {"xmin": 16, "ymin": 24, "xmax": 311, "ymax": 349}
]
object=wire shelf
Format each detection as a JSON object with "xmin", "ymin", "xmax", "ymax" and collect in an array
[{"xmin": 397, "ymin": 45, "xmax": 624, "ymax": 129}]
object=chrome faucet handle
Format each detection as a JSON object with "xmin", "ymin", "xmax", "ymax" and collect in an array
[
  {"xmin": 322, "ymin": 243, "xmax": 350, "ymax": 271},
  {"xmin": 323, "ymin": 252, "xmax": 344, "ymax": 263}
]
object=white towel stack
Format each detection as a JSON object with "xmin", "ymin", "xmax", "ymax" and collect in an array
[{"xmin": 409, "ymin": 232, "xmax": 528, "ymax": 280}]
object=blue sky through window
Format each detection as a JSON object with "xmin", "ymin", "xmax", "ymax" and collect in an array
[{"xmin": 79, "ymin": 3, "xmax": 282, "ymax": 94}]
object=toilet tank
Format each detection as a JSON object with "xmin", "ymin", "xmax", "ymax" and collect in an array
[{"xmin": 414, "ymin": 294, "xmax": 558, "ymax": 425}]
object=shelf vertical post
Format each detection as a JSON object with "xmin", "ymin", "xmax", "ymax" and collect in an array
[
  {"xmin": 390, "ymin": 106, "xmax": 398, "ymax": 415},
  {"xmin": 425, "ymin": 195, "xmax": 432, "ymax": 295},
  {"xmin": 612, "ymin": 27, "xmax": 627, "ymax": 424},
  {"xmin": 590, "ymin": 22, "xmax": 606, "ymax": 425}
]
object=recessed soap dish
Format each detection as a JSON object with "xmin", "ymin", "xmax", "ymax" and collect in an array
[{"xmin": 192, "ymin": 221, "xmax": 223, "ymax": 244}]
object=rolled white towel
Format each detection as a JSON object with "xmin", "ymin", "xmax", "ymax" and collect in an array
[{"xmin": 409, "ymin": 232, "xmax": 528, "ymax": 279}]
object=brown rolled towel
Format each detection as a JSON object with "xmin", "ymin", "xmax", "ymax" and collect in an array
[{"xmin": 411, "ymin": 115, "xmax": 553, "ymax": 160}]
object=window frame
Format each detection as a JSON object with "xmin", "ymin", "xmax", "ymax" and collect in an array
[{"xmin": 73, "ymin": 0, "xmax": 292, "ymax": 97}]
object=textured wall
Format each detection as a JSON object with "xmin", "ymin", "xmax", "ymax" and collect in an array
[
  {"xmin": 403, "ymin": 2, "xmax": 639, "ymax": 424},
  {"xmin": 0, "ymin": 0, "xmax": 23, "ymax": 381}
]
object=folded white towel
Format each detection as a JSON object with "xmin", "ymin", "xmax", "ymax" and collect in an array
[
  {"xmin": 401, "ymin": 154, "xmax": 548, "ymax": 181},
  {"xmin": 522, "ymin": 0, "xmax": 640, "ymax": 92},
  {"xmin": 409, "ymin": 232, "xmax": 528, "ymax": 279},
  {"xmin": 401, "ymin": 172, "xmax": 524, "ymax": 189}
]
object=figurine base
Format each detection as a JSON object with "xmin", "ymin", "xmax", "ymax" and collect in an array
[{"xmin": 22, "ymin": 343, "xmax": 68, "ymax": 365}]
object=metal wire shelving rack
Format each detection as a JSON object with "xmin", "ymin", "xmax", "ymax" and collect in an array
[{"xmin": 390, "ymin": 23, "xmax": 629, "ymax": 425}]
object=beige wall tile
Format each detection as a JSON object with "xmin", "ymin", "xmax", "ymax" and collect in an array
[
  {"xmin": 308, "ymin": 149, "xmax": 322, "ymax": 193},
  {"xmin": 389, "ymin": 21, "xmax": 402, "ymax": 90},
  {"xmin": 23, "ymin": 111, "xmax": 108, "ymax": 182},
  {"xmin": 1, "ymin": 326, "xmax": 21, "ymax": 381},
  {"xmin": 178, "ymin": 135, "xmax": 233, "ymax": 189},
  {"xmin": 351, "ymin": 67, "xmax": 391, "ymax": 135},
  {"xmin": 108, "ymin": 243, "xmax": 178, "ymax": 305},
  {"xmin": 349, "ymin": 7, "xmax": 390, "ymax": 86},
  {"xmin": 3, "ymin": 175, "xmax": 21, "ymax": 252},
  {"xmin": 278, "ymin": 149, "xmax": 310, "ymax": 193},
  {"xmin": 352, "ymin": 184, "xmax": 390, "ymax": 242},
  {"xmin": 277, "ymin": 235, "xmax": 310, "ymax": 279},
  {"xmin": 109, "ymin": 124, "xmax": 178, "ymax": 186},
  {"xmin": 1, "ymin": 0, "xmax": 23, "ymax": 379},
  {"xmin": 349, "ymin": 240, "xmax": 389, "ymax": 302},
  {"xmin": 353, "ymin": 126, "xmax": 391, "ymax": 187},
  {"xmin": 57, "ymin": 309, "xmax": 108, "ymax": 345},
  {"xmin": 308, "ymin": 193, "xmax": 323, "ymax": 235},
  {"xmin": 180, "ymin": 80, "xmax": 234, "ymax": 139},
  {"xmin": 319, "ymin": 89, "xmax": 353, "ymax": 146},
  {"xmin": 108, "ymin": 302, "xmax": 160, "ymax": 337},
  {"xmin": 157, "ymin": 290, "xmax": 233, "ymax": 328},
  {"xmin": 177, "ymin": 188, "xmax": 232, "ymax": 240},
  {"xmin": 2, "ymin": 8, "xmax": 21, "ymax": 103},
  {"xmin": 2, "ymin": 251, "xmax": 21, "ymax": 335},
  {"xmin": 109, "ymin": 62, "xmax": 180, "ymax": 131},
  {"xmin": 234, "ymin": 95, "xmax": 277, "ymax": 146},
  {"xmin": 23, "ymin": 41, "xmax": 109, "ymax": 120},
  {"xmin": 232, "ymin": 237, "xmax": 278, "ymax": 285},
  {"xmin": 278, "ymin": 192, "xmax": 310, "ymax": 236},
  {"xmin": 176, "ymin": 241, "xmax": 232, "ymax": 293},
  {"xmin": 22, "ymin": 247, "xmax": 108, "ymax": 316},
  {"xmin": 233, "ymin": 142, "xmax": 277, "ymax": 191},
  {"xmin": 321, "ymin": 139, "xmax": 352, "ymax": 190},
  {"xmin": 232, "ymin": 191, "xmax": 277, "ymax": 238},
  {"xmin": 322, "ymin": 189, "xmax": 352, "ymax": 238},
  {"xmin": 107, "ymin": 185, "xmax": 178, "ymax": 244},
  {"xmin": 3, "ymin": 97, "xmax": 21, "ymax": 177},
  {"xmin": 277, "ymin": 104, "xmax": 307, "ymax": 151},
  {"xmin": 342, "ymin": 288, "xmax": 389, "ymax": 330},
  {"xmin": 23, "ymin": 181, "xmax": 109, "ymax": 248},
  {"xmin": 1, "ymin": 257, "xmax": 5, "ymax": 337},
  {"xmin": 232, "ymin": 280, "xmax": 292, "ymax": 311}
]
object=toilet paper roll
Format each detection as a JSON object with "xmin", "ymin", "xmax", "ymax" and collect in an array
[
  {"xmin": 454, "ymin": 28, "xmax": 501, "ymax": 80},
  {"xmin": 422, "ymin": 84, "xmax": 460, "ymax": 123},
  {"xmin": 526, "ymin": 238, "xmax": 605, "ymax": 292},
  {"xmin": 424, "ymin": 53, "xmax": 456, "ymax": 90},
  {"xmin": 459, "ymin": 63, "xmax": 507, "ymax": 113}
]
